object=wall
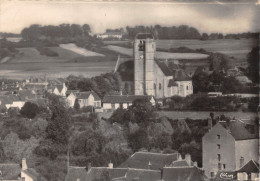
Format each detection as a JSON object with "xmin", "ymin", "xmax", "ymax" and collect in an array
[
  {"xmin": 21, "ymin": 172, "xmax": 34, "ymax": 181},
  {"xmin": 66, "ymin": 93, "xmax": 76, "ymax": 107},
  {"xmin": 87, "ymin": 94, "xmax": 95, "ymax": 107},
  {"xmin": 175, "ymin": 81, "xmax": 193, "ymax": 97},
  {"xmin": 235, "ymin": 139, "xmax": 258, "ymax": 170},
  {"xmin": 103, "ymin": 103, "xmax": 112, "ymax": 109},
  {"xmin": 203, "ymin": 123, "xmax": 236, "ymax": 178},
  {"xmin": 134, "ymin": 39, "xmax": 145, "ymax": 95}
]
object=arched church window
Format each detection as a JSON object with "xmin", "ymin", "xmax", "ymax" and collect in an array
[
  {"xmin": 186, "ymin": 85, "xmax": 189, "ymax": 90},
  {"xmin": 154, "ymin": 83, "xmax": 156, "ymax": 89},
  {"xmin": 159, "ymin": 83, "xmax": 162, "ymax": 90}
]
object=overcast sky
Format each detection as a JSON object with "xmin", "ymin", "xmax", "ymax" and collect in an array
[{"xmin": 0, "ymin": 0, "xmax": 259, "ymax": 34}]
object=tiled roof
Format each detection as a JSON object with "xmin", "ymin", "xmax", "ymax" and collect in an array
[
  {"xmin": 65, "ymin": 166, "xmax": 88, "ymax": 181},
  {"xmin": 56, "ymin": 85, "xmax": 63, "ymax": 93},
  {"xmin": 219, "ymin": 121, "xmax": 258, "ymax": 140},
  {"xmin": 76, "ymin": 92, "xmax": 92, "ymax": 100},
  {"xmin": 18, "ymin": 90, "xmax": 36, "ymax": 101},
  {"xmin": 87, "ymin": 167, "xmax": 127, "ymax": 181},
  {"xmin": 0, "ymin": 96, "xmax": 13, "ymax": 105},
  {"xmin": 155, "ymin": 60, "xmax": 173, "ymax": 76},
  {"xmin": 135, "ymin": 33, "xmax": 154, "ymax": 39},
  {"xmin": 66, "ymin": 90, "xmax": 80, "ymax": 96},
  {"xmin": 103, "ymin": 95, "xmax": 152, "ymax": 104},
  {"xmin": 125, "ymin": 169, "xmax": 161, "ymax": 181},
  {"xmin": 118, "ymin": 152, "xmax": 178, "ymax": 170},
  {"xmin": 65, "ymin": 167, "xmax": 128, "ymax": 181},
  {"xmin": 75, "ymin": 91, "xmax": 101, "ymax": 101},
  {"xmin": 0, "ymin": 163, "xmax": 21, "ymax": 180},
  {"xmin": 22, "ymin": 168, "xmax": 40, "ymax": 180},
  {"xmin": 91, "ymin": 91, "xmax": 101, "ymax": 101},
  {"xmin": 162, "ymin": 166, "xmax": 205, "ymax": 181},
  {"xmin": 155, "ymin": 60, "xmax": 191, "ymax": 81},
  {"xmin": 168, "ymin": 79, "xmax": 178, "ymax": 87},
  {"xmin": 237, "ymin": 160, "xmax": 259, "ymax": 173},
  {"xmin": 170, "ymin": 160, "xmax": 190, "ymax": 167},
  {"xmin": 173, "ymin": 69, "xmax": 192, "ymax": 81}
]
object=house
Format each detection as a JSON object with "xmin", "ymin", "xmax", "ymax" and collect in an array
[
  {"xmin": 202, "ymin": 120, "xmax": 258, "ymax": 179},
  {"xmin": 134, "ymin": 33, "xmax": 193, "ymax": 98},
  {"xmin": 236, "ymin": 160, "xmax": 259, "ymax": 180},
  {"xmin": 96, "ymin": 32, "xmax": 123, "ymax": 39},
  {"xmin": 47, "ymin": 83, "xmax": 67, "ymax": 97},
  {"xmin": 162, "ymin": 154, "xmax": 206, "ymax": 181},
  {"xmin": 102, "ymin": 95, "xmax": 155, "ymax": 111},
  {"xmin": 65, "ymin": 152, "xmax": 206, "ymax": 181},
  {"xmin": 0, "ymin": 95, "xmax": 25, "ymax": 110},
  {"xmin": 68, "ymin": 91, "xmax": 101, "ymax": 109},
  {"xmin": 21, "ymin": 158, "xmax": 41, "ymax": 181},
  {"xmin": 0, "ymin": 163, "xmax": 21, "ymax": 181},
  {"xmin": 118, "ymin": 152, "xmax": 179, "ymax": 170}
]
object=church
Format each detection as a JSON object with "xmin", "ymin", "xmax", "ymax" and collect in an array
[{"xmin": 134, "ymin": 33, "xmax": 193, "ymax": 98}]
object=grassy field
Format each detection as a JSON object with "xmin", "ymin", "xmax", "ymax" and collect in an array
[
  {"xmin": 105, "ymin": 45, "xmax": 209, "ymax": 59},
  {"xmin": 0, "ymin": 45, "xmax": 117, "ymax": 79},
  {"xmin": 1, "ymin": 38, "xmax": 257, "ymax": 79},
  {"xmin": 59, "ymin": 43, "xmax": 104, "ymax": 57},
  {"xmin": 105, "ymin": 38, "xmax": 258, "ymax": 61}
]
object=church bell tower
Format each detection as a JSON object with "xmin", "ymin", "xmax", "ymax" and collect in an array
[{"xmin": 134, "ymin": 33, "xmax": 156, "ymax": 96}]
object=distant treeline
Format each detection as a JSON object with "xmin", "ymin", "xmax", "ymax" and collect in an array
[
  {"xmin": 113, "ymin": 25, "xmax": 259, "ymax": 40},
  {"xmin": 21, "ymin": 24, "xmax": 92, "ymax": 40},
  {"xmin": 0, "ymin": 32, "xmax": 21, "ymax": 38}
]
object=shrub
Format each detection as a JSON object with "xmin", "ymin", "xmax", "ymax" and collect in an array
[{"xmin": 20, "ymin": 102, "xmax": 39, "ymax": 119}]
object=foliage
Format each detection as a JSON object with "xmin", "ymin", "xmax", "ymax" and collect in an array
[
  {"xmin": 127, "ymin": 129, "xmax": 149, "ymax": 152},
  {"xmin": 248, "ymin": 97, "xmax": 259, "ymax": 112},
  {"xmin": 34, "ymin": 156, "xmax": 67, "ymax": 181},
  {"xmin": 20, "ymin": 102, "xmax": 40, "ymax": 119},
  {"xmin": 71, "ymin": 128, "xmax": 106, "ymax": 156},
  {"xmin": 35, "ymin": 94, "xmax": 71, "ymax": 160},
  {"xmin": 74, "ymin": 98, "xmax": 80, "ymax": 111},
  {"xmin": 245, "ymin": 46, "xmax": 259, "ymax": 84},
  {"xmin": 21, "ymin": 24, "xmax": 91, "ymax": 41},
  {"xmin": 150, "ymin": 132, "xmax": 172, "ymax": 150},
  {"xmin": 66, "ymin": 72, "xmax": 122, "ymax": 99},
  {"xmin": 2, "ymin": 132, "xmax": 39, "ymax": 162}
]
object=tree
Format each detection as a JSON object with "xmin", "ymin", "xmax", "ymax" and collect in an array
[
  {"xmin": 20, "ymin": 102, "xmax": 39, "ymax": 119},
  {"xmin": 246, "ymin": 46, "xmax": 259, "ymax": 83},
  {"xmin": 72, "ymin": 128, "xmax": 106, "ymax": 156},
  {"xmin": 128, "ymin": 129, "xmax": 149, "ymax": 152},
  {"xmin": 128, "ymin": 98, "xmax": 156, "ymax": 126},
  {"xmin": 35, "ymin": 94, "xmax": 71, "ymax": 160},
  {"xmin": 74, "ymin": 99, "xmax": 80, "ymax": 111}
]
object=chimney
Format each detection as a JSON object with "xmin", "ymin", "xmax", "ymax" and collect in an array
[
  {"xmin": 177, "ymin": 153, "xmax": 182, "ymax": 161},
  {"xmin": 22, "ymin": 158, "xmax": 28, "ymax": 171},
  {"xmin": 63, "ymin": 82, "xmax": 66, "ymax": 88},
  {"xmin": 240, "ymin": 157, "xmax": 244, "ymax": 168},
  {"xmin": 194, "ymin": 161, "xmax": 198, "ymax": 167},
  {"xmin": 208, "ymin": 118, "xmax": 212, "ymax": 130},
  {"xmin": 87, "ymin": 163, "xmax": 92, "ymax": 172},
  {"xmin": 185, "ymin": 154, "xmax": 191, "ymax": 166},
  {"xmin": 148, "ymin": 161, "xmax": 152, "ymax": 170},
  {"xmin": 108, "ymin": 161, "xmax": 113, "ymax": 168}
]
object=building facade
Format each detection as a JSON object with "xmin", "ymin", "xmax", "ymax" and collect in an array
[
  {"xmin": 202, "ymin": 121, "xmax": 258, "ymax": 178},
  {"xmin": 134, "ymin": 33, "xmax": 193, "ymax": 98}
]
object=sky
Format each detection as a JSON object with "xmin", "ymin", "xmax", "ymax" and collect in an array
[{"xmin": 0, "ymin": 0, "xmax": 259, "ymax": 34}]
